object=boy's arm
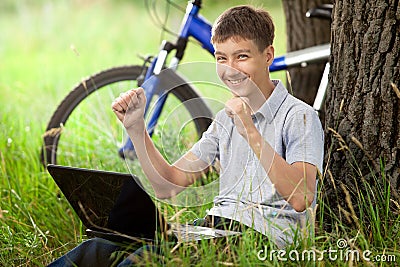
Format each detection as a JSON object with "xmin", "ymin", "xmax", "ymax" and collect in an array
[
  {"xmin": 225, "ymin": 97, "xmax": 318, "ymax": 212},
  {"xmin": 247, "ymin": 131, "xmax": 317, "ymax": 212},
  {"xmin": 112, "ymin": 88, "xmax": 209, "ymax": 199}
]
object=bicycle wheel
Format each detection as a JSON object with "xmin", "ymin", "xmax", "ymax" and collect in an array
[{"xmin": 42, "ymin": 65, "xmax": 212, "ymax": 173}]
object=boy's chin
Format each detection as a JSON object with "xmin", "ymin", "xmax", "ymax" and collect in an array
[
  {"xmin": 224, "ymin": 81, "xmax": 252, "ymax": 96},
  {"xmin": 226, "ymin": 85, "xmax": 248, "ymax": 97}
]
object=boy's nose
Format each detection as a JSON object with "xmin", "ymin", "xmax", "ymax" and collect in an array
[
  {"xmin": 226, "ymin": 59, "xmax": 239, "ymax": 71},
  {"xmin": 219, "ymin": 62, "xmax": 240, "ymax": 76}
]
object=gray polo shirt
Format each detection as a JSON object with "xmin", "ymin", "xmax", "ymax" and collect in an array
[{"xmin": 190, "ymin": 80, "xmax": 324, "ymax": 248}]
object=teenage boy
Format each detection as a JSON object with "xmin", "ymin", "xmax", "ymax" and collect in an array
[{"xmin": 48, "ymin": 5, "xmax": 323, "ymax": 266}]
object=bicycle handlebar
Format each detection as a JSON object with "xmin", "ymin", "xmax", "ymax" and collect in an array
[{"xmin": 306, "ymin": 4, "xmax": 333, "ymax": 20}]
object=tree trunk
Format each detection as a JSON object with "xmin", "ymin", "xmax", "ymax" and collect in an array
[
  {"xmin": 324, "ymin": 0, "xmax": 400, "ymax": 229},
  {"xmin": 281, "ymin": 0, "xmax": 331, "ymax": 106}
]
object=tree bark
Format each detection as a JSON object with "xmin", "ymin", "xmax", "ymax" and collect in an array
[
  {"xmin": 324, "ymin": 0, "xmax": 400, "ymax": 228},
  {"xmin": 282, "ymin": 0, "xmax": 331, "ymax": 106}
]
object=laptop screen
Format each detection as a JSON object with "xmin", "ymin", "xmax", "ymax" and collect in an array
[{"xmin": 47, "ymin": 164, "xmax": 165, "ymax": 239}]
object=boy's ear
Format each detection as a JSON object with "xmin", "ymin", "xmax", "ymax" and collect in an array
[{"xmin": 264, "ymin": 45, "xmax": 274, "ymax": 65}]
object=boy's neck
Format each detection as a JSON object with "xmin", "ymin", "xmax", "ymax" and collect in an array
[{"xmin": 248, "ymin": 79, "xmax": 276, "ymax": 112}]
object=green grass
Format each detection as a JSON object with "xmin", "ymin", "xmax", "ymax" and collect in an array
[{"xmin": 1, "ymin": 0, "xmax": 399, "ymax": 266}]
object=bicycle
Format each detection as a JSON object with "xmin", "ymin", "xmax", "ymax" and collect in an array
[{"xmin": 41, "ymin": 1, "xmax": 332, "ymax": 174}]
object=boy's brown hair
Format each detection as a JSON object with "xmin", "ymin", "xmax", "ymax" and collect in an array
[{"xmin": 211, "ymin": 5, "xmax": 275, "ymax": 52}]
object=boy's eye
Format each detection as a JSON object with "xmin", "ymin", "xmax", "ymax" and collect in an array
[
  {"xmin": 238, "ymin": 54, "xmax": 248, "ymax": 59},
  {"xmin": 216, "ymin": 56, "xmax": 226, "ymax": 62}
]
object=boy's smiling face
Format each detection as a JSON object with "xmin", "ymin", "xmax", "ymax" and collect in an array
[{"xmin": 214, "ymin": 37, "xmax": 274, "ymax": 101}]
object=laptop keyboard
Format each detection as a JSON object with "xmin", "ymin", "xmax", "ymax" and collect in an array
[{"xmin": 170, "ymin": 224, "xmax": 241, "ymax": 242}]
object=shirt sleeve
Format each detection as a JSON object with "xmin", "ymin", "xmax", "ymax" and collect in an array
[
  {"xmin": 189, "ymin": 112, "xmax": 221, "ymax": 166},
  {"xmin": 283, "ymin": 107, "xmax": 324, "ymax": 172}
]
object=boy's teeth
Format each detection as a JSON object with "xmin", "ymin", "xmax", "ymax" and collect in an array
[{"xmin": 230, "ymin": 78, "xmax": 245, "ymax": 84}]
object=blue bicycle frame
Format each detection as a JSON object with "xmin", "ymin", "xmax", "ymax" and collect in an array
[
  {"xmin": 143, "ymin": 1, "xmax": 213, "ymax": 131},
  {"xmin": 120, "ymin": 0, "xmax": 213, "ymax": 154},
  {"xmin": 120, "ymin": 0, "xmax": 330, "ymax": 154}
]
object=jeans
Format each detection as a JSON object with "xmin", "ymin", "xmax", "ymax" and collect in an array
[
  {"xmin": 48, "ymin": 216, "xmax": 246, "ymax": 267},
  {"xmin": 48, "ymin": 238, "xmax": 164, "ymax": 267}
]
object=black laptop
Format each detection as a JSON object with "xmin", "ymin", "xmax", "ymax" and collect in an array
[{"xmin": 47, "ymin": 164, "xmax": 240, "ymax": 244}]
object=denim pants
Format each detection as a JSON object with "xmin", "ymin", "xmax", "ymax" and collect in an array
[
  {"xmin": 47, "ymin": 216, "xmax": 247, "ymax": 267},
  {"xmin": 47, "ymin": 237, "xmax": 163, "ymax": 267}
]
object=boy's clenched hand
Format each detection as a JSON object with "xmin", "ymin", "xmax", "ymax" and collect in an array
[
  {"xmin": 224, "ymin": 96, "xmax": 257, "ymax": 139},
  {"xmin": 112, "ymin": 87, "xmax": 146, "ymax": 134}
]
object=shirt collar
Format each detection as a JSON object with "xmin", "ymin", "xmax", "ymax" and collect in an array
[{"xmin": 254, "ymin": 80, "xmax": 288, "ymax": 123}]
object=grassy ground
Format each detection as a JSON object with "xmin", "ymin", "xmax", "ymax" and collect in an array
[{"xmin": 1, "ymin": 0, "xmax": 399, "ymax": 266}]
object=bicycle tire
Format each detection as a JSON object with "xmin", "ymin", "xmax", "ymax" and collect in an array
[{"xmin": 41, "ymin": 65, "xmax": 212, "ymax": 172}]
